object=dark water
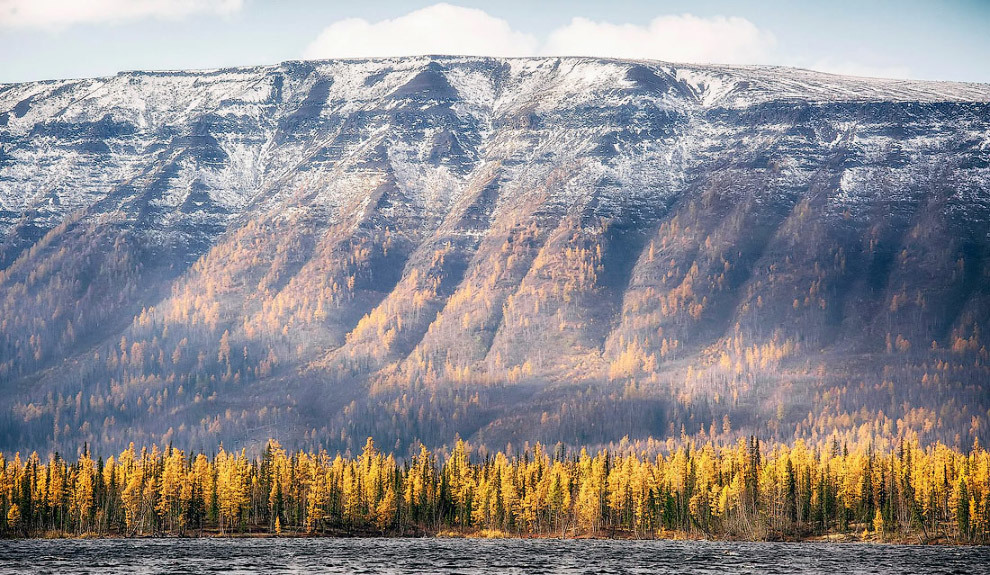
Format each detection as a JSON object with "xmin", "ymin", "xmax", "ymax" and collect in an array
[{"xmin": 0, "ymin": 538, "xmax": 986, "ymax": 574}]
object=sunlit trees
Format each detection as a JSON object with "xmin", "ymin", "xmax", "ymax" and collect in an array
[
  {"xmin": 70, "ymin": 449, "xmax": 94, "ymax": 532},
  {"xmin": 215, "ymin": 448, "xmax": 248, "ymax": 534},
  {"xmin": 1, "ymin": 435, "xmax": 989, "ymax": 541}
]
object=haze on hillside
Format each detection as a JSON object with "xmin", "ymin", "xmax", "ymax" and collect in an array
[{"xmin": 1, "ymin": 56, "xmax": 988, "ymax": 457}]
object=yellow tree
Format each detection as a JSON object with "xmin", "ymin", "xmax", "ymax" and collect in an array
[
  {"xmin": 305, "ymin": 454, "xmax": 330, "ymax": 532},
  {"xmin": 215, "ymin": 448, "xmax": 248, "ymax": 534},
  {"xmin": 70, "ymin": 450, "xmax": 95, "ymax": 534},
  {"xmin": 376, "ymin": 483, "xmax": 398, "ymax": 533},
  {"xmin": 157, "ymin": 447, "xmax": 185, "ymax": 533},
  {"xmin": 575, "ymin": 449, "xmax": 605, "ymax": 534},
  {"xmin": 119, "ymin": 445, "xmax": 145, "ymax": 535},
  {"xmin": 444, "ymin": 438, "xmax": 475, "ymax": 527}
]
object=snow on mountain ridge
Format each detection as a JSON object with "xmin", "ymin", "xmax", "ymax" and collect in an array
[{"xmin": 1, "ymin": 56, "xmax": 988, "ymax": 250}]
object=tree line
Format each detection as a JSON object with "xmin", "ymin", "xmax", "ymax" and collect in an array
[{"xmin": 1, "ymin": 435, "xmax": 988, "ymax": 542}]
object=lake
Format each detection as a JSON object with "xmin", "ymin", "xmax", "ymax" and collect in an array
[{"xmin": 0, "ymin": 537, "xmax": 986, "ymax": 574}]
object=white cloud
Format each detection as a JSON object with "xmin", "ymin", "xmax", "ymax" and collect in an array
[
  {"xmin": 805, "ymin": 59, "xmax": 913, "ymax": 80},
  {"xmin": 304, "ymin": 6, "xmax": 775, "ymax": 66},
  {"xmin": 303, "ymin": 3, "xmax": 538, "ymax": 60},
  {"xmin": 304, "ymin": 6, "xmax": 774, "ymax": 65},
  {"xmin": 302, "ymin": 6, "xmax": 922, "ymax": 81},
  {"xmin": 0, "ymin": 0, "xmax": 243, "ymax": 30},
  {"xmin": 542, "ymin": 14, "xmax": 775, "ymax": 64}
]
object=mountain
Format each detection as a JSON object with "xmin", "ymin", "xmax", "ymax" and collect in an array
[{"xmin": 1, "ymin": 56, "xmax": 989, "ymax": 456}]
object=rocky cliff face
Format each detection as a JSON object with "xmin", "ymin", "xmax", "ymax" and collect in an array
[{"xmin": 1, "ymin": 56, "xmax": 988, "ymax": 454}]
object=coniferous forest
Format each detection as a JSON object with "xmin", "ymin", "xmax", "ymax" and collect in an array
[{"xmin": 2, "ymin": 435, "xmax": 989, "ymax": 543}]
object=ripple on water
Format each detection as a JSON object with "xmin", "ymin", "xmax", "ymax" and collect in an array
[{"xmin": 1, "ymin": 538, "xmax": 989, "ymax": 575}]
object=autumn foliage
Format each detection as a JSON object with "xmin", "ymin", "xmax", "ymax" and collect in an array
[{"xmin": 2, "ymin": 435, "xmax": 989, "ymax": 543}]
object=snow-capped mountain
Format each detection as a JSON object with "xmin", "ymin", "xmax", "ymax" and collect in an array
[{"xmin": 1, "ymin": 57, "xmax": 988, "ymax": 454}]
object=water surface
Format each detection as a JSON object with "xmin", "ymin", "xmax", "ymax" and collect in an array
[{"xmin": 0, "ymin": 537, "xmax": 985, "ymax": 574}]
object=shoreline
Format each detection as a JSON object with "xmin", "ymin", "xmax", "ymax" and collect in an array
[{"xmin": 3, "ymin": 529, "xmax": 980, "ymax": 546}]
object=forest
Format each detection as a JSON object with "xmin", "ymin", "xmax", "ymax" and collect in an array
[{"xmin": 2, "ymin": 434, "xmax": 988, "ymax": 543}]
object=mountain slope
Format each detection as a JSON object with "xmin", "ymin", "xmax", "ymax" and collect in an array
[{"xmin": 1, "ymin": 56, "xmax": 989, "ymax": 455}]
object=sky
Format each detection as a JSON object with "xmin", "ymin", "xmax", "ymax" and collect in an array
[{"xmin": 1, "ymin": 0, "xmax": 988, "ymax": 84}]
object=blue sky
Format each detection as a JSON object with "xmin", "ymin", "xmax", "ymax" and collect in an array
[{"xmin": 1, "ymin": 0, "xmax": 988, "ymax": 84}]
